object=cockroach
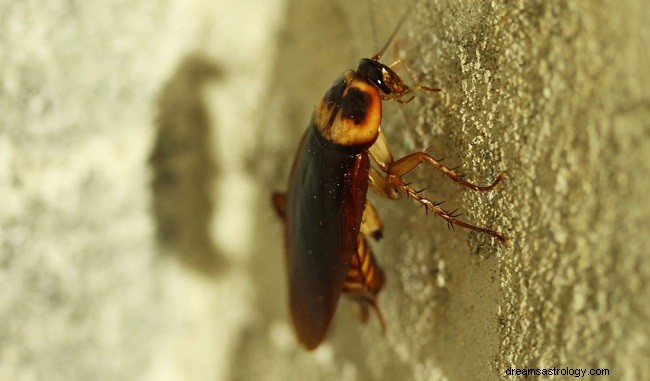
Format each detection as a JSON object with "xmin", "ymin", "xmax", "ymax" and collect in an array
[{"xmin": 271, "ymin": 7, "xmax": 510, "ymax": 350}]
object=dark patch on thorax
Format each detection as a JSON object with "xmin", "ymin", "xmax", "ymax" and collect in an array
[{"xmin": 339, "ymin": 87, "xmax": 369, "ymax": 125}]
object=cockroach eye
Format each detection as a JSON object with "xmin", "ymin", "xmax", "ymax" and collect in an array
[
  {"xmin": 369, "ymin": 70, "xmax": 391, "ymax": 94},
  {"xmin": 357, "ymin": 58, "xmax": 392, "ymax": 95}
]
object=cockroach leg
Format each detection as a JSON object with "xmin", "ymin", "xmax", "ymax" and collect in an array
[
  {"xmin": 389, "ymin": 152, "xmax": 507, "ymax": 191},
  {"xmin": 388, "ymin": 58, "xmax": 404, "ymax": 70},
  {"xmin": 367, "ymin": 131, "xmax": 510, "ymax": 245},
  {"xmin": 368, "ymin": 129, "xmax": 395, "ymax": 171},
  {"xmin": 387, "ymin": 174, "xmax": 511, "ymax": 245},
  {"xmin": 386, "ymin": 40, "xmax": 441, "ymax": 102},
  {"xmin": 361, "ymin": 201, "xmax": 384, "ymax": 240},
  {"xmin": 369, "ymin": 167, "xmax": 399, "ymax": 199},
  {"xmin": 393, "ymin": 95, "xmax": 416, "ymax": 104},
  {"xmin": 388, "ymin": 38, "xmax": 418, "ymax": 83},
  {"xmin": 389, "ymin": 37, "xmax": 404, "ymax": 66},
  {"xmin": 370, "ymin": 129, "xmax": 505, "ymax": 193},
  {"xmin": 370, "ymin": 126, "xmax": 504, "ymax": 192},
  {"xmin": 272, "ymin": 192, "xmax": 287, "ymax": 219},
  {"xmin": 343, "ymin": 235, "xmax": 387, "ymax": 332},
  {"xmin": 399, "ymin": 85, "xmax": 441, "ymax": 101}
]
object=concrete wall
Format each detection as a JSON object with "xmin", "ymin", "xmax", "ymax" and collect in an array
[{"xmin": 1, "ymin": 0, "xmax": 648, "ymax": 380}]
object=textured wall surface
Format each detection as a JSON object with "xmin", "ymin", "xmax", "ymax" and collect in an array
[
  {"xmin": 1, "ymin": 0, "xmax": 648, "ymax": 380},
  {"xmin": 0, "ymin": 0, "xmax": 281, "ymax": 380},
  {"xmin": 249, "ymin": 0, "xmax": 650, "ymax": 380}
]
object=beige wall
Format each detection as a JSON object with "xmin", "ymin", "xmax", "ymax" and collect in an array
[{"xmin": 1, "ymin": 0, "xmax": 648, "ymax": 380}]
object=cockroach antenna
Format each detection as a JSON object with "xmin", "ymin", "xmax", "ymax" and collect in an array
[
  {"xmin": 367, "ymin": 0, "xmax": 379, "ymax": 55},
  {"xmin": 371, "ymin": 1, "xmax": 417, "ymax": 61}
]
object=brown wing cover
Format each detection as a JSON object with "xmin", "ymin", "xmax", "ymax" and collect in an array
[{"xmin": 282, "ymin": 122, "xmax": 370, "ymax": 349}]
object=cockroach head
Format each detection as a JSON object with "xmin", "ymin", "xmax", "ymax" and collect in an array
[{"xmin": 357, "ymin": 58, "xmax": 407, "ymax": 97}]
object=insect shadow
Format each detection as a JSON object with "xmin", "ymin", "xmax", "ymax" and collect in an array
[{"xmin": 149, "ymin": 54, "xmax": 227, "ymax": 276}]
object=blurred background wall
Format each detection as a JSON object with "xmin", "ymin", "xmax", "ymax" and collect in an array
[{"xmin": 1, "ymin": 0, "xmax": 648, "ymax": 380}]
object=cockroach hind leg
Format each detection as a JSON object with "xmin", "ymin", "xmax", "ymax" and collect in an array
[
  {"xmin": 352, "ymin": 299, "xmax": 386, "ymax": 333},
  {"xmin": 370, "ymin": 299, "xmax": 387, "ymax": 334},
  {"xmin": 343, "ymin": 235, "xmax": 388, "ymax": 332},
  {"xmin": 352, "ymin": 301, "xmax": 370, "ymax": 324},
  {"xmin": 351, "ymin": 299, "xmax": 386, "ymax": 333},
  {"xmin": 271, "ymin": 192, "xmax": 287, "ymax": 219},
  {"xmin": 387, "ymin": 174, "xmax": 511, "ymax": 246}
]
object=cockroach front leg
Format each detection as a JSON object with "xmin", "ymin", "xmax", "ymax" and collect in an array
[
  {"xmin": 368, "ymin": 130, "xmax": 511, "ymax": 245},
  {"xmin": 386, "ymin": 39, "xmax": 441, "ymax": 103}
]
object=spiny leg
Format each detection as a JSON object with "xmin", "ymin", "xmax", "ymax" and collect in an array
[
  {"xmin": 390, "ymin": 152, "xmax": 507, "ymax": 191},
  {"xmin": 343, "ymin": 235, "xmax": 387, "ymax": 332},
  {"xmin": 368, "ymin": 130, "xmax": 511, "ymax": 245},
  {"xmin": 387, "ymin": 174, "xmax": 511, "ymax": 246},
  {"xmin": 369, "ymin": 129, "xmax": 507, "ymax": 191}
]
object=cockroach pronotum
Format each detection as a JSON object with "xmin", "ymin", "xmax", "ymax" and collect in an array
[{"xmin": 271, "ymin": 7, "xmax": 510, "ymax": 350}]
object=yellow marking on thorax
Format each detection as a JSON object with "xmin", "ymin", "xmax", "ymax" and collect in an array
[{"xmin": 314, "ymin": 71, "xmax": 382, "ymax": 147}]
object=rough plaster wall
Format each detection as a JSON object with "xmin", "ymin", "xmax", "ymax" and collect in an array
[
  {"xmin": 246, "ymin": 0, "xmax": 650, "ymax": 380},
  {"xmin": 2, "ymin": 0, "xmax": 648, "ymax": 381},
  {"xmin": 0, "ymin": 0, "xmax": 281, "ymax": 380}
]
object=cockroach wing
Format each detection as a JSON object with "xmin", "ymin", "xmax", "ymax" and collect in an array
[{"xmin": 284, "ymin": 123, "xmax": 370, "ymax": 350}]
